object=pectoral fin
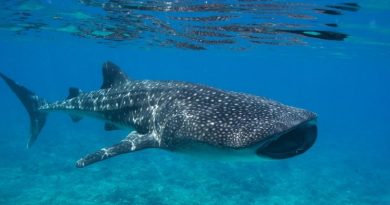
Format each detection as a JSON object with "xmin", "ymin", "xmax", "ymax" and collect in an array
[{"xmin": 76, "ymin": 131, "xmax": 159, "ymax": 168}]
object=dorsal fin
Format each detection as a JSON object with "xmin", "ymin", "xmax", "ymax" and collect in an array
[{"xmin": 101, "ymin": 61, "xmax": 129, "ymax": 89}]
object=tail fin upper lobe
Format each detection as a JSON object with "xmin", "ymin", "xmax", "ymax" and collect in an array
[{"xmin": 0, "ymin": 72, "xmax": 48, "ymax": 148}]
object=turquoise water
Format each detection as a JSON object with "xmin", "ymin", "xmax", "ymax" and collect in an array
[{"xmin": 0, "ymin": 0, "xmax": 389, "ymax": 204}]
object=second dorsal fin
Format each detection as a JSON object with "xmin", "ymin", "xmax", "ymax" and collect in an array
[
  {"xmin": 67, "ymin": 87, "xmax": 82, "ymax": 99},
  {"xmin": 67, "ymin": 87, "xmax": 83, "ymax": 122},
  {"xmin": 101, "ymin": 61, "xmax": 130, "ymax": 89}
]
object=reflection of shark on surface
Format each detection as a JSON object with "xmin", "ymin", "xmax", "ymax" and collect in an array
[{"xmin": 0, "ymin": 62, "xmax": 317, "ymax": 168}]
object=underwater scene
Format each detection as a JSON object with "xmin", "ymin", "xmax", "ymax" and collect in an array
[{"xmin": 0, "ymin": 0, "xmax": 389, "ymax": 204}]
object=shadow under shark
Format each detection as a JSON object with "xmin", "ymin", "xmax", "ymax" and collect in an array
[{"xmin": 0, "ymin": 62, "xmax": 317, "ymax": 168}]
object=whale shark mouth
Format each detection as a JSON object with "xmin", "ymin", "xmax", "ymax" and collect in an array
[{"xmin": 256, "ymin": 119, "xmax": 317, "ymax": 159}]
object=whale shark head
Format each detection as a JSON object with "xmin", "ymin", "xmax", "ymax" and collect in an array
[
  {"xmin": 174, "ymin": 118, "xmax": 317, "ymax": 161},
  {"xmin": 256, "ymin": 119, "xmax": 317, "ymax": 159}
]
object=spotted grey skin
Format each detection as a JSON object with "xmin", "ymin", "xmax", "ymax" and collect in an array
[{"xmin": 0, "ymin": 61, "xmax": 317, "ymax": 168}]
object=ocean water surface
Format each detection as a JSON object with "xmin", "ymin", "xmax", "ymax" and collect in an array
[{"xmin": 0, "ymin": 0, "xmax": 389, "ymax": 204}]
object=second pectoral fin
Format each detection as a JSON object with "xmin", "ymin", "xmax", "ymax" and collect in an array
[{"xmin": 104, "ymin": 123, "xmax": 121, "ymax": 131}]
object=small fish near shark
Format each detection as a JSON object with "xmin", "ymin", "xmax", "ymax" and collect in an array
[{"xmin": 0, "ymin": 62, "xmax": 317, "ymax": 168}]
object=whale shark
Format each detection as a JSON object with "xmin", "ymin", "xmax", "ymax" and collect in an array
[{"xmin": 0, "ymin": 62, "xmax": 317, "ymax": 168}]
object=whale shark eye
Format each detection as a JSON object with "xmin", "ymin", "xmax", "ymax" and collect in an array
[{"xmin": 256, "ymin": 120, "xmax": 317, "ymax": 159}]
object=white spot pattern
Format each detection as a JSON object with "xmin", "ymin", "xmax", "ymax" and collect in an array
[{"xmin": 40, "ymin": 80, "xmax": 316, "ymax": 149}]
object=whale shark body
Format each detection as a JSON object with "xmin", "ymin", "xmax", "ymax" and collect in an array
[{"xmin": 0, "ymin": 62, "xmax": 317, "ymax": 168}]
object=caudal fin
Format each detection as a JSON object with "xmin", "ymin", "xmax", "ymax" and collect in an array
[{"xmin": 0, "ymin": 72, "xmax": 48, "ymax": 148}]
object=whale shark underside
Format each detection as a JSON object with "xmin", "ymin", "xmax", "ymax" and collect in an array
[{"xmin": 0, "ymin": 62, "xmax": 317, "ymax": 168}]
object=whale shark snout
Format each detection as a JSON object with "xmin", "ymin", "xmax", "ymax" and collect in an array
[{"xmin": 256, "ymin": 119, "xmax": 317, "ymax": 159}]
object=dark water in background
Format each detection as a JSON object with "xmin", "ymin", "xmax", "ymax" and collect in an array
[{"xmin": 0, "ymin": 0, "xmax": 389, "ymax": 204}]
